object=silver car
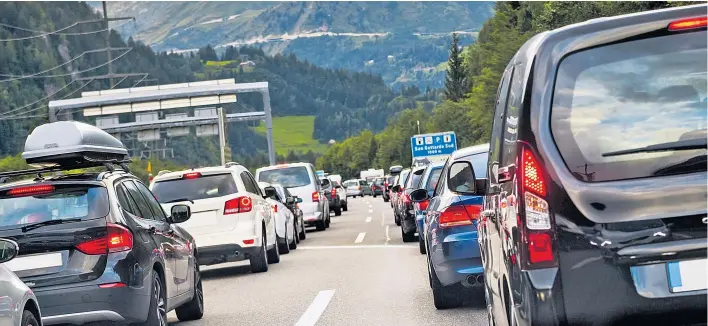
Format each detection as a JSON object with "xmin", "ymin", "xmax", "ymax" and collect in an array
[{"xmin": 0, "ymin": 239, "xmax": 42, "ymax": 326}]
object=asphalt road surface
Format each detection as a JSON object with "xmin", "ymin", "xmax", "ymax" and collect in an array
[{"xmin": 168, "ymin": 196, "xmax": 488, "ymax": 326}]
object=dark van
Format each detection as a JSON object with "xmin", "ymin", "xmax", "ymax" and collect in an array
[{"xmin": 479, "ymin": 5, "xmax": 707, "ymax": 326}]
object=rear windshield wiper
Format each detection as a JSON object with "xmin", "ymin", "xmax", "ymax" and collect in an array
[
  {"xmin": 162, "ymin": 198, "xmax": 194, "ymax": 204},
  {"xmin": 602, "ymin": 138, "xmax": 707, "ymax": 157},
  {"xmin": 22, "ymin": 218, "xmax": 82, "ymax": 233}
]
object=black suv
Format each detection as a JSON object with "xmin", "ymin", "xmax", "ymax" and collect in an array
[
  {"xmin": 0, "ymin": 121, "xmax": 204, "ymax": 325},
  {"xmin": 319, "ymin": 177, "xmax": 342, "ymax": 216},
  {"xmin": 479, "ymin": 5, "xmax": 707, "ymax": 326}
]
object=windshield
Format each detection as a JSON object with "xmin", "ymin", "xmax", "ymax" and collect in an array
[
  {"xmin": 258, "ymin": 167, "xmax": 312, "ymax": 188},
  {"xmin": 425, "ymin": 167, "xmax": 443, "ymax": 192},
  {"xmin": 0, "ymin": 185, "xmax": 109, "ymax": 228},
  {"xmin": 551, "ymin": 31, "xmax": 707, "ymax": 182},
  {"xmin": 343, "ymin": 180, "xmax": 358, "ymax": 187},
  {"xmin": 152, "ymin": 174, "xmax": 237, "ymax": 203},
  {"xmin": 374, "ymin": 178, "xmax": 384, "ymax": 186}
]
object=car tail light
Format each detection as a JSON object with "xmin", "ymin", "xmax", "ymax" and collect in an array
[
  {"xmin": 668, "ymin": 16, "xmax": 707, "ymax": 31},
  {"xmin": 273, "ymin": 204, "xmax": 278, "ymax": 213},
  {"xmin": 76, "ymin": 223, "xmax": 133, "ymax": 255},
  {"xmin": 182, "ymin": 172, "xmax": 202, "ymax": 179},
  {"xmin": 331, "ymin": 188, "xmax": 336, "ymax": 197},
  {"xmin": 439, "ymin": 204, "xmax": 481, "ymax": 228},
  {"xmin": 415, "ymin": 199, "xmax": 429, "ymax": 211},
  {"xmin": 517, "ymin": 143, "xmax": 556, "ymax": 269},
  {"xmin": 99, "ymin": 282, "xmax": 127, "ymax": 289},
  {"xmin": 243, "ymin": 239, "xmax": 255, "ymax": 245},
  {"xmin": 312, "ymin": 192, "xmax": 320, "ymax": 202},
  {"xmin": 224, "ymin": 196, "xmax": 252, "ymax": 214},
  {"xmin": 7, "ymin": 184, "xmax": 55, "ymax": 197},
  {"xmin": 357, "ymin": 185, "xmax": 361, "ymax": 191}
]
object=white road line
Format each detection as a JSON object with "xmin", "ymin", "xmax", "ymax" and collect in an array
[
  {"xmin": 385, "ymin": 225, "xmax": 391, "ymax": 245},
  {"xmin": 368, "ymin": 209, "xmax": 373, "ymax": 213},
  {"xmin": 295, "ymin": 289, "xmax": 336, "ymax": 326},
  {"xmin": 298, "ymin": 245, "xmax": 413, "ymax": 250},
  {"xmin": 365, "ymin": 216, "xmax": 372, "ymax": 223},
  {"xmin": 354, "ymin": 232, "xmax": 366, "ymax": 243},
  {"xmin": 381, "ymin": 211, "xmax": 385, "ymax": 226}
]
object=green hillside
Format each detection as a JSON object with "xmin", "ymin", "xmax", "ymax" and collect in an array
[{"xmin": 252, "ymin": 116, "xmax": 329, "ymax": 156}]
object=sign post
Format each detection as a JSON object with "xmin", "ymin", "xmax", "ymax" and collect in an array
[{"xmin": 410, "ymin": 131, "xmax": 457, "ymax": 166}]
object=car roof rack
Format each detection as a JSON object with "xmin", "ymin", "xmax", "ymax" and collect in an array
[
  {"xmin": 157, "ymin": 170, "xmax": 172, "ymax": 176},
  {"xmin": 225, "ymin": 162, "xmax": 241, "ymax": 168},
  {"xmin": 1, "ymin": 121, "xmax": 132, "ymax": 183}
]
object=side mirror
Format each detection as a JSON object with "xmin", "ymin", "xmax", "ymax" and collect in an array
[
  {"xmin": 263, "ymin": 186, "xmax": 278, "ymax": 200},
  {"xmin": 170, "ymin": 204, "xmax": 191, "ymax": 224},
  {"xmin": 392, "ymin": 185, "xmax": 401, "ymax": 193},
  {"xmin": 286, "ymin": 197, "xmax": 295, "ymax": 205},
  {"xmin": 296, "ymin": 197, "xmax": 303, "ymax": 203},
  {"xmin": 409, "ymin": 189, "xmax": 429, "ymax": 202},
  {"xmin": 447, "ymin": 161, "xmax": 478, "ymax": 194},
  {"xmin": 0, "ymin": 239, "xmax": 19, "ymax": 264}
]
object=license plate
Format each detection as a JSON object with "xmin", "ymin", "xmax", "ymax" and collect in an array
[
  {"xmin": 4, "ymin": 252, "xmax": 63, "ymax": 272},
  {"xmin": 667, "ymin": 259, "xmax": 707, "ymax": 293},
  {"xmin": 182, "ymin": 211, "xmax": 218, "ymax": 227}
]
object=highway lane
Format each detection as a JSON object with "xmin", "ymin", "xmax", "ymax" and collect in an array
[{"xmin": 168, "ymin": 195, "xmax": 487, "ymax": 326}]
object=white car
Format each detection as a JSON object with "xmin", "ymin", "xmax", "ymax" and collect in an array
[
  {"xmin": 258, "ymin": 182, "xmax": 297, "ymax": 254},
  {"xmin": 0, "ymin": 239, "xmax": 42, "ymax": 326},
  {"xmin": 256, "ymin": 163, "xmax": 331, "ymax": 231},
  {"xmin": 150, "ymin": 163, "xmax": 281, "ymax": 273}
]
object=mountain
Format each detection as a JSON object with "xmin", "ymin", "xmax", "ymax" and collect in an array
[{"xmin": 97, "ymin": 1, "xmax": 495, "ymax": 90}]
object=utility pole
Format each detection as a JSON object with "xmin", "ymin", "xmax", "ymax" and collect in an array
[
  {"xmin": 416, "ymin": 120, "xmax": 420, "ymax": 134},
  {"xmin": 218, "ymin": 107, "xmax": 227, "ymax": 166},
  {"xmin": 100, "ymin": 2, "xmax": 134, "ymax": 88}
]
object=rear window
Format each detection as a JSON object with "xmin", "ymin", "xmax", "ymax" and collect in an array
[
  {"xmin": 387, "ymin": 176, "xmax": 396, "ymax": 185},
  {"xmin": 358, "ymin": 180, "xmax": 368, "ymax": 186},
  {"xmin": 343, "ymin": 180, "xmax": 357, "ymax": 187},
  {"xmin": 258, "ymin": 166, "xmax": 312, "ymax": 188},
  {"xmin": 551, "ymin": 31, "xmax": 707, "ymax": 182},
  {"xmin": 460, "ymin": 152, "xmax": 488, "ymax": 179},
  {"xmin": 374, "ymin": 178, "xmax": 384, "ymax": 185},
  {"xmin": 425, "ymin": 167, "xmax": 443, "ymax": 192},
  {"xmin": 152, "ymin": 174, "xmax": 237, "ymax": 203},
  {"xmin": 405, "ymin": 169, "xmax": 425, "ymax": 189},
  {"xmin": 0, "ymin": 185, "xmax": 109, "ymax": 228},
  {"xmin": 397, "ymin": 170, "xmax": 410, "ymax": 186}
]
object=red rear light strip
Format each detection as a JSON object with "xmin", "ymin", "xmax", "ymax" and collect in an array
[
  {"xmin": 7, "ymin": 185, "xmax": 55, "ymax": 197},
  {"xmin": 668, "ymin": 16, "xmax": 707, "ymax": 31},
  {"xmin": 224, "ymin": 196, "xmax": 253, "ymax": 215},
  {"xmin": 76, "ymin": 223, "xmax": 133, "ymax": 255}
]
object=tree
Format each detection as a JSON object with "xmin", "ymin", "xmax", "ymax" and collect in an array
[{"xmin": 444, "ymin": 33, "xmax": 465, "ymax": 102}]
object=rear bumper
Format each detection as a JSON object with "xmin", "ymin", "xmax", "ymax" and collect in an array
[
  {"xmin": 430, "ymin": 230, "xmax": 482, "ymax": 286},
  {"xmin": 303, "ymin": 211, "xmax": 324, "ymax": 224},
  {"xmin": 347, "ymin": 190, "xmax": 362, "ymax": 197},
  {"xmin": 198, "ymin": 243, "xmax": 261, "ymax": 265},
  {"xmin": 36, "ymin": 282, "xmax": 151, "ymax": 325}
]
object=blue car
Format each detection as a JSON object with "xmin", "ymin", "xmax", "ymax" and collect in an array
[
  {"xmin": 413, "ymin": 161, "xmax": 445, "ymax": 255},
  {"xmin": 410, "ymin": 143, "xmax": 489, "ymax": 309}
]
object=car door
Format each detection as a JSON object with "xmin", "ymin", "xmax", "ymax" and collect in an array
[
  {"xmin": 134, "ymin": 180, "xmax": 192, "ymax": 296},
  {"xmin": 120, "ymin": 179, "xmax": 181, "ymax": 299},
  {"xmin": 425, "ymin": 159, "xmax": 449, "ymax": 255},
  {"xmin": 241, "ymin": 172, "xmax": 274, "ymax": 245},
  {"xmin": 483, "ymin": 65, "xmax": 514, "ymax": 315}
]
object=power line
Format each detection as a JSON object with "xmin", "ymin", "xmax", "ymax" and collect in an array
[
  {"xmin": 0, "ymin": 18, "xmax": 134, "ymax": 38},
  {"xmin": 0, "ymin": 80, "xmax": 77, "ymax": 118},
  {"xmin": 0, "ymin": 19, "xmax": 104, "ymax": 42},
  {"xmin": 0, "ymin": 78, "xmax": 95, "ymax": 120},
  {"xmin": 0, "ymin": 47, "xmax": 132, "ymax": 82}
]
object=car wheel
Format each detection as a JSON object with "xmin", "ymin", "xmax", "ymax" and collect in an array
[
  {"xmin": 21, "ymin": 309, "xmax": 40, "ymax": 326},
  {"xmin": 268, "ymin": 232, "xmax": 281, "ymax": 264},
  {"xmin": 325, "ymin": 212, "xmax": 331, "ymax": 228},
  {"xmin": 135, "ymin": 272, "xmax": 167, "ymax": 326},
  {"xmin": 395, "ymin": 214, "xmax": 401, "ymax": 226},
  {"xmin": 430, "ymin": 260, "xmax": 463, "ymax": 309},
  {"xmin": 384, "ymin": 197, "xmax": 389, "ymax": 202},
  {"xmin": 294, "ymin": 221, "xmax": 300, "ymax": 244},
  {"xmin": 249, "ymin": 233, "xmax": 269, "ymax": 273},
  {"xmin": 300, "ymin": 221, "xmax": 308, "ymax": 239},
  {"xmin": 175, "ymin": 263, "xmax": 204, "ymax": 321},
  {"xmin": 342, "ymin": 203, "xmax": 348, "ymax": 211},
  {"xmin": 278, "ymin": 234, "xmax": 290, "ymax": 254},
  {"xmin": 401, "ymin": 227, "xmax": 416, "ymax": 243},
  {"xmin": 334, "ymin": 206, "xmax": 342, "ymax": 216},
  {"xmin": 418, "ymin": 234, "xmax": 426, "ymax": 254},
  {"xmin": 316, "ymin": 219, "xmax": 326, "ymax": 231},
  {"xmin": 289, "ymin": 224, "xmax": 298, "ymax": 250}
]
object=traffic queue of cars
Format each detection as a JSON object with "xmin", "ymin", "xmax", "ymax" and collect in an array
[{"xmin": 382, "ymin": 5, "xmax": 708, "ymax": 326}]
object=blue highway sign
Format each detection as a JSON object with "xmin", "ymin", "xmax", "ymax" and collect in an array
[{"xmin": 410, "ymin": 131, "xmax": 457, "ymax": 159}]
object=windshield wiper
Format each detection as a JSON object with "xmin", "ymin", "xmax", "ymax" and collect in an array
[
  {"xmin": 163, "ymin": 198, "xmax": 194, "ymax": 204},
  {"xmin": 602, "ymin": 138, "xmax": 707, "ymax": 157},
  {"xmin": 22, "ymin": 218, "xmax": 82, "ymax": 233}
]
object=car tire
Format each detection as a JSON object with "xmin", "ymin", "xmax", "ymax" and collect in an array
[
  {"xmin": 268, "ymin": 233, "xmax": 281, "ymax": 263},
  {"xmin": 316, "ymin": 220, "xmax": 326, "ymax": 231},
  {"xmin": 249, "ymin": 233, "xmax": 269, "ymax": 273},
  {"xmin": 278, "ymin": 235, "xmax": 290, "ymax": 254},
  {"xmin": 294, "ymin": 221, "xmax": 300, "ymax": 244},
  {"xmin": 22, "ymin": 309, "xmax": 40, "ymax": 326},
  {"xmin": 300, "ymin": 222, "xmax": 308, "ymax": 239},
  {"xmin": 430, "ymin": 260, "xmax": 463, "ymax": 309},
  {"xmin": 334, "ymin": 206, "xmax": 342, "ymax": 216},
  {"xmin": 325, "ymin": 212, "xmax": 331, "ymax": 228},
  {"xmin": 418, "ymin": 234, "xmax": 426, "ymax": 254},
  {"xmin": 175, "ymin": 263, "xmax": 204, "ymax": 321},
  {"xmin": 384, "ymin": 197, "xmax": 389, "ymax": 202},
  {"xmin": 342, "ymin": 203, "xmax": 348, "ymax": 211},
  {"xmin": 135, "ymin": 272, "xmax": 167, "ymax": 326},
  {"xmin": 395, "ymin": 214, "xmax": 401, "ymax": 226},
  {"xmin": 401, "ymin": 227, "xmax": 416, "ymax": 243}
]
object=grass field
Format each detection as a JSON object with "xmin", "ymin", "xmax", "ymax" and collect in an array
[{"xmin": 252, "ymin": 116, "xmax": 329, "ymax": 156}]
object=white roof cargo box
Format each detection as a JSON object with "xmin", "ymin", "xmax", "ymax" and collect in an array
[{"xmin": 22, "ymin": 121, "xmax": 129, "ymax": 167}]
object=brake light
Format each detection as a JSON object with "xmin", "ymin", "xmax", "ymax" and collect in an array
[
  {"xmin": 528, "ymin": 232, "xmax": 554, "ymax": 263},
  {"xmin": 273, "ymin": 204, "xmax": 278, "ymax": 213},
  {"xmin": 521, "ymin": 147, "xmax": 546, "ymax": 196},
  {"xmin": 183, "ymin": 172, "xmax": 202, "ymax": 179},
  {"xmin": 7, "ymin": 185, "xmax": 55, "ymax": 197},
  {"xmin": 668, "ymin": 16, "xmax": 707, "ymax": 31},
  {"xmin": 415, "ymin": 199, "xmax": 429, "ymax": 211},
  {"xmin": 76, "ymin": 223, "xmax": 133, "ymax": 255},
  {"xmin": 243, "ymin": 239, "xmax": 255, "ymax": 245},
  {"xmin": 439, "ymin": 205, "xmax": 481, "ymax": 228},
  {"xmin": 99, "ymin": 282, "xmax": 127, "ymax": 289},
  {"xmin": 224, "ymin": 196, "xmax": 252, "ymax": 214},
  {"xmin": 331, "ymin": 188, "xmax": 336, "ymax": 197},
  {"xmin": 312, "ymin": 192, "xmax": 320, "ymax": 202}
]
